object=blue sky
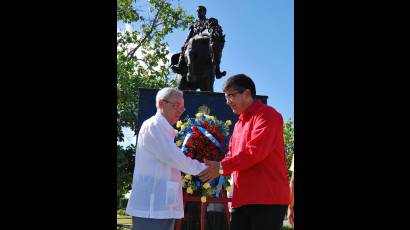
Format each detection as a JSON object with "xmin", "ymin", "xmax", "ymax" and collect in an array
[
  {"xmin": 118, "ymin": 0, "xmax": 293, "ymax": 146},
  {"xmin": 167, "ymin": 0, "xmax": 294, "ymax": 121}
]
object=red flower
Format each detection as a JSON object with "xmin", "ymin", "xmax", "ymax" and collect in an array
[
  {"xmin": 176, "ymin": 115, "xmax": 232, "ymax": 197},
  {"xmin": 180, "ymin": 121, "xmax": 229, "ymax": 163},
  {"xmin": 192, "ymin": 126, "xmax": 199, "ymax": 132}
]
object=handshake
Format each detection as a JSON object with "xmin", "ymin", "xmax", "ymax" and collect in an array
[{"xmin": 198, "ymin": 159, "xmax": 222, "ymax": 182}]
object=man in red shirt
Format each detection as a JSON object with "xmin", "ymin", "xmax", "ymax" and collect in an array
[{"xmin": 199, "ymin": 74, "xmax": 290, "ymax": 230}]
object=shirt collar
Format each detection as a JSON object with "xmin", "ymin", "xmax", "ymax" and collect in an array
[{"xmin": 155, "ymin": 112, "xmax": 176, "ymax": 137}]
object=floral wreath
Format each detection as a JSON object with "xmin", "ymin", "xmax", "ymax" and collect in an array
[{"xmin": 175, "ymin": 112, "xmax": 232, "ymax": 202}]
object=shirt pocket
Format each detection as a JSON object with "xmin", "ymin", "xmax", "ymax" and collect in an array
[{"xmin": 165, "ymin": 181, "xmax": 179, "ymax": 208}]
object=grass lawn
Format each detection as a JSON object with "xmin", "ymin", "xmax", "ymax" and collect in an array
[{"xmin": 117, "ymin": 215, "xmax": 132, "ymax": 225}]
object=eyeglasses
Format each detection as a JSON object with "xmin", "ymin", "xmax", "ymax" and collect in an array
[
  {"xmin": 224, "ymin": 91, "xmax": 242, "ymax": 101},
  {"xmin": 163, "ymin": 99, "xmax": 186, "ymax": 112}
]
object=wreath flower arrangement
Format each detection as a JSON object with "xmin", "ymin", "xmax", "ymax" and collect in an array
[{"xmin": 175, "ymin": 112, "xmax": 233, "ymax": 202}]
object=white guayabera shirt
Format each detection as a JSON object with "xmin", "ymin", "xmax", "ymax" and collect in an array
[{"xmin": 126, "ymin": 112, "xmax": 206, "ymax": 219}]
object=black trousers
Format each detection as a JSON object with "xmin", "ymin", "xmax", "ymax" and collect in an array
[{"xmin": 230, "ymin": 204, "xmax": 287, "ymax": 230}]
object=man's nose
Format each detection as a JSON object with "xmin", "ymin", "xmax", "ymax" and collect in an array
[
  {"xmin": 178, "ymin": 107, "xmax": 186, "ymax": 114},
  {"xmin": 226, "ymin": 98, "xmax": 231, "ymax": 105}
]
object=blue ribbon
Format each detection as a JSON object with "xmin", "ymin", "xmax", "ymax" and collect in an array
[
  {"xmin": 181, "ymin": 132, "xmax": 192, "ymax": 154},
  {"xmin": 180, "ymin": 124, "xmax": 225, "ymax": 198},
  {"xmin": 215, "ymin": 176, "xmax": 225, "ymax": 198},
  {"xmin": 197, "ymin": 126, "xmax": 222, "ymax": 153}
]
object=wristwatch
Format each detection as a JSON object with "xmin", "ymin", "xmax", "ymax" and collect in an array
[{"xmin": 218, "ymin": 162, "xmax": 224, "ymax": 175}]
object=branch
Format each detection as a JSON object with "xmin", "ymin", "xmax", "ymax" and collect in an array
[{"xmin": 127, "ymin": 9, "xmax": 160, "ymax": 60}]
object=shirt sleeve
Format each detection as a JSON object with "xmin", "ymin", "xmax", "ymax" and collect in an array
[
  {"xmin": 142, "ymin": 120, "xmax": 206, "ymax": 175},
  {"xmin": 221, "ymin": 110, "xmax": 282, "ymax": 174}
]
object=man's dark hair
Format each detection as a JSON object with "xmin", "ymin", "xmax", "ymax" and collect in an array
[
  {"xmin": 197, "ymin": 5, "xmax": 207, "ymax": 14},
  {"xmin": 222, "ymin": 74, "xmax": 256, "ymax": 99}
]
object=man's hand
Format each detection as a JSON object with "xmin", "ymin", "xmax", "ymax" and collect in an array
[
  {"xmin": 287, "ymin": 206, "xmax": 294, "ymax": 226},
  {"xmin": 198, "ymin": 159, "xmax": 220, "ymax": 182}
]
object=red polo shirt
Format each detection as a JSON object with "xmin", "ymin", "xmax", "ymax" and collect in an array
[{"xmin": 221, "ymin": 100, "xmax": 290, "ymax": 208}]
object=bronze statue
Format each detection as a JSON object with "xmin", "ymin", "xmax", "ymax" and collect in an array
[{"xmin": 170, "ymin": 5, "xmax": 226, "ymax": 92}]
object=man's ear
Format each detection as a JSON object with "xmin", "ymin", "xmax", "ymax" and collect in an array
[
  {"xmin": 158, "ymin": 100, "xmax": 165, "ymax": 109},
  {"xmin": 243, "ymin": 89, "xmax": 251, "ymax": 98}
]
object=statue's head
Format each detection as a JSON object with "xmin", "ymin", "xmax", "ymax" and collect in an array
[{"xmin": 197, "ymin": 5, "xmax": 206, "ymax": 19}]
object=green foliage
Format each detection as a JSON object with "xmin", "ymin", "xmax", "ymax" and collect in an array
[
  {"xmin": 117, "ymin": 145, "xmax": 135, "ymax": 209},
  {"xmin": 117, "ymin": 0, "xmax": 139, "ymax": 23},
  {"xmin": 117, "ymin": 209, "xmax": 128, "ymax": 216},
  {"xmin": 117, "ymin": 0, "xmax": 194, "ymax": 205},
  {"xmin": 117, "ymin": 0, "xmax": 194, "ymax": 141},
  {"xmin": 284, "ymin": 118, "xmax": 294, "ymax": 181}
]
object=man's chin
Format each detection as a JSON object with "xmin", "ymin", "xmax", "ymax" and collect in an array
[{"xmin": 231, "ymin": 107, "xmax": 240, "ymax": 115}]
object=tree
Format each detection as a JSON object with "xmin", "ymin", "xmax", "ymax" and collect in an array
[
  {"xmin": 117, "ymin": 0, "xmax": 194, "ymax": 209},
  {"xmin": 284, "ymin": 118, "xmax": 294, "ymax": 181}
]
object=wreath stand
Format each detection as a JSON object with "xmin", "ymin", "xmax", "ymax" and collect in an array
[{"xmin": 175, "ymin": 188, "xmax": 232, "ymax": 230}]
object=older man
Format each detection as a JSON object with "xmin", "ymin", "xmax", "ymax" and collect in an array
[{"xmin": 126, "ymin": 87, "xmax": 207, "ymax": 230}]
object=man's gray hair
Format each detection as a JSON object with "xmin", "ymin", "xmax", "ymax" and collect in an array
[{"xmin": 156, "ymin": 87, "xmax": 183, "ymax": 109}]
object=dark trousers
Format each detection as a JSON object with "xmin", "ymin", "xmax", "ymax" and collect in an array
[
  {"xmin": 230, "ymin": 204, "xmax": 287, "ymax": 230},
  {"xmin": 132, "ymin": 216, "xmax": 175, "ymax": 230}
]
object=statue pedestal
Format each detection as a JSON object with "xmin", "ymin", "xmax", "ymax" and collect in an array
[
  {"xmin": 175, "ymin": 189, "xmax": 232, "ymax": 230},
  {"xmin": 137, "ymin": 88, "xmax": 268, "ymax": 135}
]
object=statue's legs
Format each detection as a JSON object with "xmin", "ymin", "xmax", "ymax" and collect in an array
[
  {"xmin": 174, "ymin": 54, "xmax": 184, "ymax": 70},
  {"xmin": 210, "ymin": 38, "xmax": 226, "ymax": 79},
  {"xmin": 208, "ymin": 70, "xmax": 215, "ymax": 92},
  {"xmin": 176, "ymin": 74, "xmax": 185, "ymax": 90},
  {"xmin": 199, "ymin": 67, "xmax": 215, "ymax": 92},
  {"xmin": 185, "ymin": 47, "xmax": 196, "ymax": 83},
  {"xmin": 202, "ymin": 81, "xmax": 214, "ymax": 92},
  {"xmin": 177, "ymin": 73, "xmax": 197, "ymax": 91}
]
